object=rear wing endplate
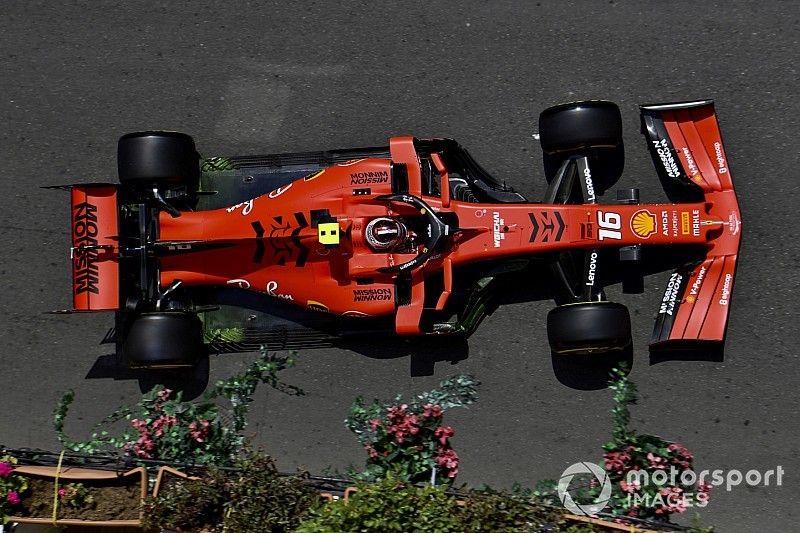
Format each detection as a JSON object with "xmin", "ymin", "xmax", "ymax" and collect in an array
[{"xmin": 70, "ymin": 184, "xmax": 120, "ymax": 311}]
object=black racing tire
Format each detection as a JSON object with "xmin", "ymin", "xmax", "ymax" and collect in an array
[
  {"xmin": 117, "ymin": 131, "xmax": 199, "ymax": 187},
  {"xmin": 539, "ymin": 101, "xmax": 624, "ymax": 193},
  {"xmin": 538, "ymin": 100, "xmax": 623, "ymax": 154},
  {"xmin": 124, "ymin": 312, "xmax": 205, "ymax": 368},
  {"xmin": 546, "ymin": 301, "xmax": 632, "ymax": 355}
]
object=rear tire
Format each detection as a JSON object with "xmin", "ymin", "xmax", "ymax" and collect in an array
[
  {"xmin": 118, "ymin": 131, "xmax": 199, "ymax": 187},
  {"xmin": 539, "ymin": 101, "xmax": 624, "ymax": 193},
  {"xmin": 547, "ymin": 301, "xmax": 631, "ymax": 355},
  {"xmin": 124, "ymin": 312, "xmax": 205, "ymax": 368}
]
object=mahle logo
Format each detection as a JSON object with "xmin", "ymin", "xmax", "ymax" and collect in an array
[{"xmin": 557, "ymin": 462, "xmax": 611, "ymax": 516}]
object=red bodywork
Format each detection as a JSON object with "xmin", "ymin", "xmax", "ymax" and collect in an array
[
  {"xmin": 70, "ymin": 185, "xmax": 119, "ymax": 311},
  {"xmin": 156, "ymin": 108, "xmax": 740, "ymax": 342},
  {"xmin": 68, "ymin": 100, "xmax": 741, "ymax": 348}
]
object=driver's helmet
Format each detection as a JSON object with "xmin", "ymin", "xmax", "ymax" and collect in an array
[{"xmin": 365, "ymin": 217, "xmax": 408, "ymax": 251}]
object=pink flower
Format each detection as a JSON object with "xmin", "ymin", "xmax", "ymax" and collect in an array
[
  {"xmin": 369, "ymin": 419, "xmax": 381, "ymax": 430},
  {"xmin": 696, "ymin": 481, "xmax": 712, "ymax": 494},
  {"xmin": 132, "ymin": 430, "xmax": 155, "ymax": 458},
  {"xmin": 157, "ymin": 388, "xmax": 173, "ymax": 402},
  {"xmin": 387, "ymin": 404, "xmax": 408, "ymax": 419},
  {"xmin": 0, "ymin": 462, "xmax": 13, "ymax": 478},
  {"xmin": 58, "ymin": 488, "xmax": 68, "ymax": 499},
  {"xmin": 189, "ymin": 419, "xmax": 211, "ymax": 443},
  {"xmin": 603, "ymin": 449, "xmax": 632, "ymax": 475},
  {"xmin": 152, "ymin": 415, "xmax": 178, "ymax": 437},
  {"xmin": 386, "ymin": 412, "xmax": 420, "ymax": 443},
  {"xmin": 423, "ymin": 404, "xmax": 443, "ymax": 419},
  {"xmin": 6, "ymin": 491, "xmax": 20, "ymax": 505},
  {"xmin": 436, "ymin": 448, "xmax": 459, "ymax": 478},
  {"xmin": 647, "ymin": 452, "xmax": 668, "ymax": 470},
  {"xmin": 434, "ymin": 426, "xmax": 455, "ymax": 446},
  {"xmin": 364, "ymin": 444, "xmax": 379, "ymax": 460},
  {"xmin": 670, "ymin": 499, "xmax": 689, "ymax": 513},
  {"xmin": 134, "ymin": 447, "xmax": 152, "ymax": 459},
  {"xmin": 668, "ymin": 442, "xmax": 694, "ymax": 468},
  {"xmin": 620, "ymin": 479, "xmax": 640, "ymax": 493},
  {"xmin": 661, "ymin": 486, "xmax": 688, "ymax": 513}
]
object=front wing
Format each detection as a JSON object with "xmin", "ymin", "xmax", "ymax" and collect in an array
[{"xmin": 642, "ymin": 100, "xmax": 742, "ymax": 348}]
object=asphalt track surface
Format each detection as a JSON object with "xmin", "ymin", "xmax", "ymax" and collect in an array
[{"xmin": 1, "ymin": 2, "xmax": 798, "ymax": 531}]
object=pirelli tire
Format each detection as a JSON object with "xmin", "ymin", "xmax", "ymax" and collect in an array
[
  {"xmin": 546, "ymin": 301, "xmax": 632, "ymax": 355},
  {"xmin": 117, "ymin": 131, "xmax": 199, "ymax": 188},
  {"xmin": 538, "ymin": 100, "xmax": 624, "ymax": 193},
  {"xmin": 539, "ymin": 100, "xmax": 622, "ymax": 153},
  {"xmin": 123, "ymin": 312, "xmax": 205, "ymax": 368}
]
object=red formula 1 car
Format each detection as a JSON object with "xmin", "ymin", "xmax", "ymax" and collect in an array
[{"xmin": 62, "ymin": 100, "xmax": 741, "ymax": 368}]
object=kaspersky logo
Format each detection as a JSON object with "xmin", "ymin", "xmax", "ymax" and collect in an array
[
  {"xmin": 630, "ymin": 209, "xmax": 657, "ymax": 239},
  {"xmin": 557, "ymin": 462, "xmax": 612, "ymax": 516}
]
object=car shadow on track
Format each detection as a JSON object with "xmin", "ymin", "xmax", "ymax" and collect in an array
[
  {"xmin": 649, "ymin": 344, "xmax": 725, "ymax": 365},
  {"xmin": 86, "ymin": 353, "xmax": 210, "ymax": 400},
  {"xmin": 333, "ymin": 336, "xmax": 470, "ymax": 377},
  {"xmin": 550, "ymin": 345, "xmax": 634, "ymax": 390},
  {"xmin": 551, "ymin": 344, "xmax": 724, "ymax": 391},
  {"xmin": 84, "ymin": 336, "xmax": 469, "ymax": 400}
]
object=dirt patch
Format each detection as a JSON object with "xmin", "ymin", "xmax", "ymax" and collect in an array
[{"xmin": 17, "ymin": 476, "xmax": 141, "ymax": 521}]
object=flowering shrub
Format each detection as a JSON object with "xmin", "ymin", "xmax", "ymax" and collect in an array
[
  {"xmin": 58, "ymin": 483, "xmax": 93, "ymax": 509},
  {"xmin": 345, "ymin": 374, "xmax": 479, "ymax": 485},
  {"xmin": 0, "ymin": 456, "xmax": 27, "ymax": 523},
  {"xmin": 597, "ymin": 367, "xmax": 711, "ymax": 520},
  {"xmin": 143, "ymin": 450, "xmax": 318, "ymax": 533},
  {"xmin": 297, "ymin": 477, "xmax": 572, "ymax": 533},
  {"xmin": 53, "ymin": 349, "xmax": 302, "ymax": 466},
  {"xmin": 296, "ymin": 476, "xmax": 463, "ymax": 532}
]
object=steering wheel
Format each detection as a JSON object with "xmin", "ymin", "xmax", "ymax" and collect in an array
[{"xmin": 375, "ymin": 193, "xmax": 450, "ymax": 273}]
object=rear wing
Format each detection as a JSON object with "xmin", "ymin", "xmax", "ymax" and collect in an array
[
  {"xmin": 70, "ymin": 184, "xmax": 120, "ymax": 311},
  {"xmin": 641, "ymin": 101, "xmax": 742, "ymax": 349}
]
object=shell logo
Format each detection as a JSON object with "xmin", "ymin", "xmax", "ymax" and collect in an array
[{"xmin": 630, "ymin": 210, "xmax": 657, "ymax": 239}]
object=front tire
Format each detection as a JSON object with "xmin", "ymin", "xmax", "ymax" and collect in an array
[
  {"xmin": 546, "ymin": 301, "xmax": 632, "ymax": 355},
  {"xmin": 124, "ymin": 312, "xmax": 205, "ymax": 368},
  {"xmin": 539, "ymin": 100, "xmax": 623, "ymax": 153},
  {"xmin": 538, "ymin": 100, "xmax": 624, "ymax": 193}
]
